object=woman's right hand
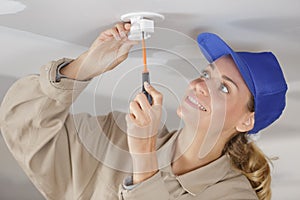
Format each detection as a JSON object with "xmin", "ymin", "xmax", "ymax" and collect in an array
[
  {"xmin": 61, "ymin": 23, "xmax": 138, "ymax": 81},
  {"xmin": 126, "ymin": 82, "xmax": 163, "ymax": 183}
]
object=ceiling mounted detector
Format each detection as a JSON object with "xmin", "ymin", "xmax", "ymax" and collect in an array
[
  {"xmin": 0, "ymin": 0, "xmax": 26, "ymax": 15},
  {"xmin": 120, "ymin": 12, "xmax": 164, "ymax": 40}
]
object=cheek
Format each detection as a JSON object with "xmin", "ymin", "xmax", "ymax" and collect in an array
[
  {"xmin": 209, "ymin": 93, "xmax": 240, "ymax": 129},
  {"xmin": 224, "ymin": 102, "xmax": 246, "ymax": 127},
  {"xmin": 225, "ymin": 107, "xmax": 239, "ymax": 123},
  {"xmin": 210, "ymin": 92, "xmax": 227, "ymax": 117}
]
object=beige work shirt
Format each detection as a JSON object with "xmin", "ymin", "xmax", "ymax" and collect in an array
[{"xmin": 0, "ymin": 58, "xmax": 258, "ymax": 200}]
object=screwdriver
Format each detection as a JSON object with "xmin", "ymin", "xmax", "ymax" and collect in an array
[{"xmin": 141, "ymin": 31, "xmax": 153, "ymax": 105}]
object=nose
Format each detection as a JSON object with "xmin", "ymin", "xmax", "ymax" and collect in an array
[{"xmin": 189, "ymin": 78, "xmax": 208, "ymax": 96}]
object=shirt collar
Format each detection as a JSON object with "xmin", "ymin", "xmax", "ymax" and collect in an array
[{"xmin": 176, "ymin": 155, "xmax": 232, "ymax": 196}]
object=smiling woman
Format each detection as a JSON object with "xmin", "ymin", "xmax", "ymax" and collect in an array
[
  {"xmin": 0, "ymin": 23, "xmax": 288, "ymax": 200},
  {"xmin": 0, "ymin": 0, "xmax": 26, "ymax": 15}
]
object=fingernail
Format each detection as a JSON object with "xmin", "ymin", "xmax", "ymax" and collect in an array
[{"xmin": 144, "ymin": 81, "xmax": 150, "ymax": 88}]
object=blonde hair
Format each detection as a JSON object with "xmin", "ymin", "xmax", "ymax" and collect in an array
[
  {"xmin": 223, "ymin": 96, "xmax": 272, "ymax": 200},
  {"xmin": 223, "ymin": 133, "xmax": 272, "ymax": 200}
]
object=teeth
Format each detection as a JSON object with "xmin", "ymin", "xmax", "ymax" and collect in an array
[{"xmin": 188, "ymin": 96, "xmax": 207, "ymax": 111}]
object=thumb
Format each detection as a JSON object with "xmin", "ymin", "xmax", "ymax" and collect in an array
[
  {"xmin": 119, "ymin": 39, "xmax": 138, "ymax": 55},
  {"xmin": 144, "ymin": 82, "xmax": 163, "ymax": 106},
  {"xmin": 115, "ymin": 40, "xmax": 138, "ymax": 64}
]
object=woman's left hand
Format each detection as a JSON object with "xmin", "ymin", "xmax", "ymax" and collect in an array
[{"xmin": 126, "ymin": 82, "xmax": 163, "ymax": 184}]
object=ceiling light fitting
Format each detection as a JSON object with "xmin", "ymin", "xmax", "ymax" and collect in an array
[
  {"xmin": 121, "ymin": 12, "xmax": 164, "ymax": 41},
  {"xmin": 0, "ymin": 0, "xmax": 26, "ymax": 15}
]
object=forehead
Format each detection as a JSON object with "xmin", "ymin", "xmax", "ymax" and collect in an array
[
  {"xmin": 213, "ymin": 56, "xmax": 239, "ymax": 74},
  {"xmin": 211, "ymin": 55, "xmax": 245, "ymax": 83},
  {"xmin": 209, "ymin": 55, "xmax": 252, "ymax": 95}
]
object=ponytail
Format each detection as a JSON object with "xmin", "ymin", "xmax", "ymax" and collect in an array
[{"xmin": 223, "ymin": 133, "xmax": 272, "ymax": 200}]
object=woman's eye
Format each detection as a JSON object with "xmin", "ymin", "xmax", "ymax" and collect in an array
[
  {"xmin": 201, "ymin": 71, "xmax": 210, "ymax": 79},
  {"xmin": 220, "ymin": 83, "xmax": 229, "ymax": 93}
]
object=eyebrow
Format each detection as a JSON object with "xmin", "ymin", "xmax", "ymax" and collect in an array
[
  {"xmin": 222, "ymin": 75, "xmax": 239, "ymax": 90},
  {"xmin": 208, "ymin": 63, "xmax": 215, "ymax": 70},
  {"xmin": 208, "ymin": 64, "xmax": 239, "ymax": 90}
]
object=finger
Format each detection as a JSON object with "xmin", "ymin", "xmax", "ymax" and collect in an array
[
  {"xmin": 125, "ymin": 113, "xmax": 135, "ymax": 124},
  {"xmin": 134, "ymin": 92, "xmax": 151, "ymax": 111},
  {"xmin": 124, "ymin": 23, "xmax": 131, "ymax": 31},
  {"xmin": 143, "ymin": 82, "xmax": 163, "ymax": 106},
  {"xmin": 123, "ymin": 38, "xmax": 139, "ymax": 45},
  {"xmin": 120, "ymin": 38, "xmax": 139, "ymax": 51},
  {"xmin": 100, "ymin": 27, "xmax": 121, "ymax": 41},
  {"xmin": 125, "ymin": 113, "xmax": 137, "ymax": 129},
  {"xmin": 109, "ymin": 27, "xmax": 121, "ymax": 41},
  {"xmin": 113, "ymin": 39, "xmax": 138, "ymax": 65},
  {"xmin": 115, "ymin": 23, "xmax": 127, "ymax": 38},
  {"xmin": 126, "ymin": 114, "xmax": 150, "ymax": 139},
  {"xmin": 129, "ymin": 101, "xmax": 150, "ymax": 126}
]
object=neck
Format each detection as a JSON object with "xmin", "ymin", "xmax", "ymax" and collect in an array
[{"xmin": 172, "ymin": 126, "xmax": 225, "ymax": 175}]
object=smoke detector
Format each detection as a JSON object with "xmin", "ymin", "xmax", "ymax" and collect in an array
[
  {"xmin": 121, "ymin": 12, "xmax": 164, "ymax": 40},
  {"xmin": 0, "ymin": 0, "xmax": 26, "ymax": 15}
]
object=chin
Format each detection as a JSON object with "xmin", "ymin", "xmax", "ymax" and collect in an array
[
  {"xmin": 176, "ymin": 106, "xmax": 183, "ymax": 118},
  {"xmin": 177, "ymin": 104, "xmax": 189, "ymax": 119},
  {"xmin": 177, "ymin": 104, "xmax": 202, "ymax": 129}
]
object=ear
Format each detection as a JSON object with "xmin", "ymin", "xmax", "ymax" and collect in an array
[{"xmin": 236, "ymin": 112, "xmax": 255, "ymax": 132}]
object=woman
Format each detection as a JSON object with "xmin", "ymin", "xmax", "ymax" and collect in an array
[{"xmin": 0, "ymin": 23, "xmax": 287, "ymax": 200}]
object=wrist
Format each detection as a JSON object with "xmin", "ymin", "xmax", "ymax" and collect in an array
[
  {"xmin": 60, "ymin": 52, "xmax": 89, "ymax": 81},
  {"xmin": 131, "ymin": 151, "xmax": 158, "ymax": 176},
  {"xmin": 133, "ymin": 170, "xmax": 158, "ymax": 184},
  {"xmin": 128, "ymin": 135, "xmax": 157, "ymax": 154},
  {"xmin": 132, "ymin": 153, "xmax": 158, "ymax": 184}
]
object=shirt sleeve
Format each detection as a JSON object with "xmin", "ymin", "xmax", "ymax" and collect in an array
[
  {"xmin": 119, "ymin": 171, "xmax": 170, "ymax": 200},
  {"xmin": 122, "ymin": 176, "xmax": 140, "ymax": 190},
  {"xmin": 0, "ymin": 58, "xmax": 108, "ymax": 199}
]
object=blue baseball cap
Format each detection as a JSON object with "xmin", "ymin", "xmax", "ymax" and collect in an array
[{"xmin": 197, "ymin": 32, "xmax": 288, "ymax": 134}]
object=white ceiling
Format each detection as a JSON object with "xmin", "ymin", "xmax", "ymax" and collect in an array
[{"xmin": 0, "ymin": 0, "xmax": 300, "ymax": 199}]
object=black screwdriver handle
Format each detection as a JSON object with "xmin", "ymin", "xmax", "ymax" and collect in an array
[{"xmin": 142, "ymin": 72, "xmax": 153, "ymax": 105}]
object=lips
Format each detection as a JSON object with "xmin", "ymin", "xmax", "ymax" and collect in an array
[{"xmin": 185, "ymin": 95, "xmax": 207, "ymax": 111}]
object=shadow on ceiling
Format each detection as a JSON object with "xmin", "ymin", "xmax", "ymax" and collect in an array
[{"xmin": 0, "ymin": 75, "xmax": 17, "ymax": 103}]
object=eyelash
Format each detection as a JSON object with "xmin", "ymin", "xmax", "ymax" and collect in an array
[
  {"xmin": 200, "ymin": 71, "xmax": 210, "ymax": 79},
  {"xmin": 200, "ymin": 71, "xmax": 230, "ymax": 94},
  {"xmin": 220, "ymin": 82, "xmax": 229, "ymax": 94}
]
